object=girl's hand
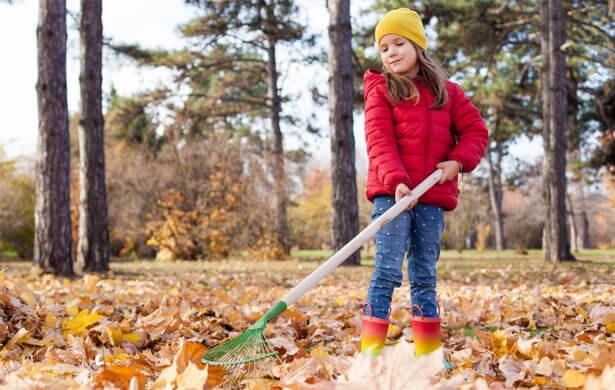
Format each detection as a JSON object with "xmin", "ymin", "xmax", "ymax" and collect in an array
[
  {"xmin": 395, "ymin": 183, "xmax": 417, "ymax": 210},
  {"xmin": 436, "ymin": 160, "xmax": 463, "ymax": 184}
]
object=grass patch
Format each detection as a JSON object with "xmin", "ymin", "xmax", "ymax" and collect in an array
[
  {"xmin": 452, "ymin": 325, "xmax": 498, "ymax": 339},
  {"xmin": 1, "ymin": 248, "xmax": 613, "ymax": 279},
  {"xmin": 0, "ymin": 250, "xmax": 18, "ymax": 260},
  {"xmin": 292, "ymin": 249, "xmax": 331, "ymax": 259}
]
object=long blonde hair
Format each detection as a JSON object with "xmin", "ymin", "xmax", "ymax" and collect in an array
[{"xmin": 384, "ymin": 41, "xmax": 448, "ymax": 109}]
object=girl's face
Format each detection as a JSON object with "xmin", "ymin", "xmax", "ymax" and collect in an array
[{"xmin": 378, "ymin": 34, "xmax": 419, "ymax": 76}]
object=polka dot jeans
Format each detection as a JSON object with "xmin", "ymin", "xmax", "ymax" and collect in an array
[{"xmin": 365, "ymin": 195, "xmax": 444, "ymax": 319}]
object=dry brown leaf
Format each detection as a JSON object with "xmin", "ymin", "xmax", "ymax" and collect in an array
[
  {"xmin": 93, "ymin": 364, "xmax": 148, "ymax": 390},
  {"xmin": 176, "ymin": 362, "xmax": 208, "ymax": 390},
  {"xmin": 176, "ymin": 341, "xmax": 208, "ymax": 373},
  {"xmin": 498, "ymin": 355, "xmax": 526, "ymax": 388},
  {"xmin": 334, "ymin": 341, "xmax": 445, "ymax": 390}
]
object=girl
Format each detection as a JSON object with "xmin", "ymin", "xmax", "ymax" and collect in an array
[{"xmin": 360, "ymin": 8, "xmax": 488, "ymax": 358}]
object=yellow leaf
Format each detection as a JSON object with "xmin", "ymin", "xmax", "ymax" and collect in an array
[
  {"xmin": 311, "ymin": 346, "xmax": 329, "ymax": 358},
  {"xmin": 531, "ymin": 377, "xmax": 549, "ymax": 385},
  {"xmin": 103, "ymin": 324, "xmax": 141, "ymax": 346},
  {"xmin": 491, "ymin": 330, "xmax": 509, "ymax": 359},
  {"xmin": 561, "ymin": 369, "xmax": 587, "ymax": 388},
  {"xmin": 577, "ymin": 308, "xmax": 589, "ymax": 322},
  {"xmin": 387, "ymin": 324, "xmax": 401, "ymax": 338},
  {"xmin": 606, "ymin": 323, "xmax": 615, "ymax": 334},
  {"xmin": 123, "ymin": 333, "xmax": 141, "ymax": 343},
  {"xmin": 66, "ymin": 305, "xmax": 79, "ymax": 317},
  {"xmin": 104, "ymin": 325, "xmax": 124, "ymax": 346},
  {"xmin": 62, "ymin": 309, "xmax": 103, "ymax": 339},
  {"xmin": 337, "ymin": 299, "xmax": 344, "ymax": 307},
  {"xmin": 45, "ymin": 312, "xmax": 58, "ymax": 327}
]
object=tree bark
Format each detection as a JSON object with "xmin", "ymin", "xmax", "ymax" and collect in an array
[
  {"xmin": 566, "ymin": 194, "xmax": 578, "ymax": 252},
  {"xmin": 328, "ymin": 0, "xmax": 360, "ymax": 266},
  {"xmin": 34, "ymin": 0, "xmax": 74, "ymax": 276},
  {"xmin": 540, "ymin": 0, "xmax": 574, "ymax": 262},
  {"xmin": 571, "ymin": 180, "xmax": 589, "ymax": 250},
  {"xmin": 486, "ymin": 136, "xmax": 505, "ymax": 250},
  {"xmin": 265, "ymin": 37, "xmax": 290, "ymax": 255},
  {"xmin": 77, "ymin": 0, "xmax": 109, "ymax": 272}
]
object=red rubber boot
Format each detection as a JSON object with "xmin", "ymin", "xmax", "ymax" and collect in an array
[
  {"xmin": 411, "ymin": 304, "xmax": 441, "ymax": 358},
  {"xmin": 360, "ymin": 303, "xmax": 390, "ymax": 358}
]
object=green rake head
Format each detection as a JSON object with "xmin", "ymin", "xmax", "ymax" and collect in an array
[{"xmin": 202, "ymin": 301, "xmax": 287, "ymax": 389}]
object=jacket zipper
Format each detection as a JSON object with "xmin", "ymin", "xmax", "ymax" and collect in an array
[{"xmin": 422, "ymin": 83, "xmax": 431, "ymax": 178}]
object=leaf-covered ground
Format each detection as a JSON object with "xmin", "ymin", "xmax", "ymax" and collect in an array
[{"xmin": 2, "ymin": 251, "xmax": 615, "ymax": 389}]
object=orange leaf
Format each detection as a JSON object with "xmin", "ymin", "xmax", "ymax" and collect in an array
[
  {"xmin": 175, "ymin": 341, "xmax": 225, "ymax": 388},
  {"xmin": 93, "ymin": 365, "xmax": 147, "ymax": 390},
  {"xmin": 176, "ymin": 341, "xmax": 208, "ymax": 373}
]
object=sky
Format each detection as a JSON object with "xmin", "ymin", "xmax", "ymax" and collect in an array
[
  {"xmin": 0, "ymin": 0, "xmax": 198, "ymax": 159},
  {"xmin": 0, "ymin": 0, "xmax": 541, "ymax": 172}
]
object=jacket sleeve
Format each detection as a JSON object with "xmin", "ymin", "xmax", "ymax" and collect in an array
[
  {"xmin": 364, "ymin": 72, "xmax": 411, "ymax": 193},
  {"xmin": 447, "ymin": 83, "xmax": 489, "ymax": 173}
]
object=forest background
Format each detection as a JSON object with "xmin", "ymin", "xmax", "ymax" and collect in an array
[{"xmin": 0, "ymin": 0, "xmax": 614, "ymax": 264}]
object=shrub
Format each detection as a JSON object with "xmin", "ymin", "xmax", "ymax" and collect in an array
[
  {"xmin": 0, "ymin": 155, "xmax": 35, "ymax": 258},
  {"xmin": 475, "ymin": 223, "xmax": 491, "ymax": 251}
]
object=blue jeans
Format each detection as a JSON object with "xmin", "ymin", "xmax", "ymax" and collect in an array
[{"xmin": 365, "ymin": 196, "xmax": 444, "ymax": 319}]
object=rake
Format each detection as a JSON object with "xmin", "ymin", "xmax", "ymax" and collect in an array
[{"xmin": 202, "ymin": 169, "xmax": 444, "ymax": 389}]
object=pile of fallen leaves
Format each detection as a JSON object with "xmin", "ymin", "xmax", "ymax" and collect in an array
[{"xmin": 1, "ymin": 258, "xmax": 615, "ymax": 389}]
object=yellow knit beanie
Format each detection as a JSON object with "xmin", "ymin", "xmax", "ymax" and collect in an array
[{"xmin": 374, "ymin": 8, "xmax": 426, "ymax": 51}]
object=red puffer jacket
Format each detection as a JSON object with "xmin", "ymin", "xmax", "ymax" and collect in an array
[{"xmin": 364, "ymin": 69, "xmax": 488, "ymax": 210}]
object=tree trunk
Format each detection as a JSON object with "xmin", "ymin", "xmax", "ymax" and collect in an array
[
  {"xmin": 486, "ymin": 137, "xmax": 505, "ymax": 250},
  {"xmin": 328, "ymin": 0, "xmax": 360, "ymax": 266},
  {"xmin": 566, "ymin": 194, "xmax": 578, "ymax": 252},
  {"xmin": 34, "ymin": 0, "xmax": 73, "ymax": 276},
  {"xmin": 578, "ymin": 206, "xmax": 589, "ymax": 249},
  {"xmin": 571, "ymin": 180, "xmax": 589, "ymax": 250},
  {"xmin": 76, "ymin": 0, "xmax": 109, "ymax": 272},
  {"xmin": 266, "ymin": 37, "xmax": 290, "ymax": 255},
  {"xmin": 540, "ymin": 0, "xmax": 574, "ymax": 262}
]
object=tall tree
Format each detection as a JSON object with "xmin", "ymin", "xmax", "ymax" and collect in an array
[
  {"xmin": 540, "ymin": 0, "xmax": 574, "ymax": 262},
  {"xmin": 328, "ymin": 0, "xmax": 360, "ymax": 265},
  {"xmin": 263, "ymin": 2, "xmax": 291, "ymax": 255},
  {"xmin": 76, "ymin": 0, "xmax": 109, "ymax": 272},
  {"xmin": 34, "ymin": 0, "xmax": 73, "ymax": 275}
]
